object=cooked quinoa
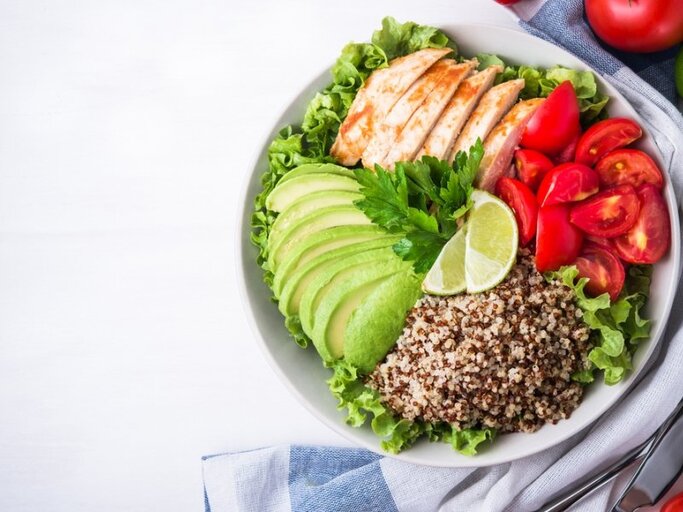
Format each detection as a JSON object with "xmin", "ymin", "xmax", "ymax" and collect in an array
[{"xmin": 367, "ymin": 252, "xmax": 593, "ymax": 433}]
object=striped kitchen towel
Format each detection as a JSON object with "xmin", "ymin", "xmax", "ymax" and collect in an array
[{"xmin": 204, "ymin": 1, "xmax": 683, "ymax": 511}]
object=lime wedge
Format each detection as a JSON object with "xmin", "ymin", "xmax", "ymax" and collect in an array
[
  {"xmin": 465, "ymin": 190, "xmax": 518, "ymax": 293},
  {"xmin": 422, "ymin": 225, "xmax": 467, "ymax": 295}
]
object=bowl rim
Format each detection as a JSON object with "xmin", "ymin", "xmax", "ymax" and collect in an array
[{"xmin": 236, "ymin": 22, "xmax": 682, "ymax": 467}]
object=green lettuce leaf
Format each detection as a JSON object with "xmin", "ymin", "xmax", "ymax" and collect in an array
[
  {"xmin": 496, "ymin": 62, "xmax": 609, "ymax": 126},
  {"xmin": 284, "ymin": 316, "xmax": 310, "ymax": 349},
  {"xmin": 327, "ymin": 359, "xmax": 423, "ymax": 453},
  {"xmin": 444, "ymin": 427, "xmax": 496, "ymax": 456},
  {"xmin": 476, "ymin": 53, "xmax": 505, "ymax": 70},
  {"xmin": 327, "ymin": 360, "xmax": 496, "ymax": 455},
  {"xmin": 371, "ymin": 16, "xmax": 452, "ymax": 61},
  {"xmin": 548, "ymin": 265, "xmax": 652, "ymax": 385},
  {"xmin": 546, "ymin": 67, "xmax": 597, "ymax": 98}
]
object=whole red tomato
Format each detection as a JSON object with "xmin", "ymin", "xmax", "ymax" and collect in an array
[
  {"xmin": 662, "ymin": 492, "xmax": 683, "ymax": 512},
  {"xmin": 585, "ymin": 0, "xmax": 683, "ymax": 53},
  {"xmin": 495, "ymin": 0, "xmax": 521, "ymax": 4}
]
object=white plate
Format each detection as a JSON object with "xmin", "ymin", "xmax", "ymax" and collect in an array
[{"xmin": 237, "ymin": 23, "xmax": 681, "ymax": 467}]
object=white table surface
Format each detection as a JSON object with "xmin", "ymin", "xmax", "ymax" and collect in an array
[{"xmin": 1, "ymin": 2, "xmax": 680, "ymax": 511}]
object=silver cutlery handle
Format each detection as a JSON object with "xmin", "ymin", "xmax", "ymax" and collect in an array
[{"xmin": 537, "ymin": 441, "xmax": 649, "ymax": 512}]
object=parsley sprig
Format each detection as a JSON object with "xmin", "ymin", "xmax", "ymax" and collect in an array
[{"xmin": 353, "ymin": 140, "xmax": 484, "ymax": 273}]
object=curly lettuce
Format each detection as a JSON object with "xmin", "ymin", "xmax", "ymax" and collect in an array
[
  {"xmin": 328, "ymin": 360, "xmax": 495, "ymax": 455},
  {"xmin": 549, "ymin": 265, "xmax": 652, "ymax": 385},
  {"xmin": 477, "ymin": 53, "xmax": 609, "ymax": 126}
]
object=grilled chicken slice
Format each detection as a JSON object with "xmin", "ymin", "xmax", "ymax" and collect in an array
[
  {"xmin": 330, "ymin": 47, "xmax": 452, "ymax": 166},
  {"xmin": 361, "ymin": 59, "xmax": 455, "ymax": 170},
  {"xmin": 448, "ymin": 78, "xmax": 525, "ymax": 163},
  {"xmin": 416, "ymin": 64, "xmax": 501, "ymax": 161},
  {"xmin": 381, "ymin": 60, "xmax": 477, "ymax": 168},
  {"xmin": 476, "ymin": 98, "xmax": 545, "ymax": 192}
]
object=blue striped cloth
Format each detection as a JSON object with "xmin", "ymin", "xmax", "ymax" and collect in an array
[{"xmin": 205, "ymin": 2, "xmax": 683, "ymax": 511}]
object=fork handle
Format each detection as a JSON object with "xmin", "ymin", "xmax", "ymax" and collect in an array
[{"xmin": 537, "ymin": 442, "xmax": 648, "ymax": 512}]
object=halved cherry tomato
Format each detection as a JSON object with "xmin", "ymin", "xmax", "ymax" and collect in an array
[
  {"xmin": 537, "ymin": 163, "xmax": 600, "ymax": 207},
  {"xmin": 585, "ymin": 235, "xmax": 614, "ymax": 251},
  {"xmin": 535, "ymin": 205, "xmax": 584, "ymax": 272},
  {"xmin": 595, "ymin": 149, "xmax": 664, "ymax": 189},
  {"xmin": 575, "ymin": 118, "xmax": 642, "ymax": 167},
  {"xmin": 554, "ymin": 129, "xmax": 581, "ymax": 164},
  {"xmin": 614, "ymin": 184, "xmax": 671, "ymax": 264},
  {"xmin": 575, "ymin": 242, "xmax": 625, "ymax": 301},
  {"xmin": 570, "ymin": 185, "xmax": 640, "ymax": 238},
  {"xmin": 514, "ymin": 149, "xmax": 555, "ymax": 191},
  {"xmin": 521, "ymin": 81, "xmax": 580, "ymax": 156},
  {"xmin": 496, "ymin": 178, "xmax": 539, "ymax": 246},
  {"xmin": 662, "ymin": 492, "xmax": 683, "ymax": 512}
]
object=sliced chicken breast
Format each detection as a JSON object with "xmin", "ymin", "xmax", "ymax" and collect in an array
[
  {"xmin": 416, "ymin": 64, "xmax": 501, "ymax": 161},
  {"xmin": 361, "ymin": 59, "xmax": 455, "ymax": 170},
  {"xmin": 448, "ymin": 78, "xmax": 525, "ymax": 163},
  {"xmin": 381, "ymin": 60, "xmax": 477, "ymax": 169},
  {"xmin": 476, "ymin": 98, "xmax": 545, "ymax": 192},
  {"xmin": 330, "ymin": 47, "xmax": 452, "ymax": 166}
]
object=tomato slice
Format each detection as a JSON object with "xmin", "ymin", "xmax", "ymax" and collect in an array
[
  {"xmin": 595, "ymin": 149, "xmax": 664, "ymax": 189},
  {"xmin": 569, "ymin": 185, "xmax": 640, "ymax": 237},
  {"xmin": 585, "ymin": 235, "xmax": 614, "ymax": 251},
  {"xmin": 514, "ymin": 149, "xmax": 555, "ymax": 191},
  {"xmin": 575, "ymin": 242, "xmax": 625, "ymax": 301},
  {"xmin": 662, "ymin": 492, "xmax": 683, "ymax": 512},
  {"xmin": 575, "ymin": 118, "xmax": 642, "ymax": 167},
  {"xmin": 613, "ymin": 184, "xmax": 671, "ymax": 264},
  {"xmin": 537, "ymin": 163, "xmax": 600, "ymax": 207},
  {"xmin": 554, "ymin": 129, "xmax": 581, "ymax": 165},
  {"xmin": 495, "ymin": 178, "xmax": 539, "ymax": 246},
  {"xmin": 520, "ymin": 81, "xmax": 580, "ymax": 156},
  {"xmin": 535, "ymin": 205, "xmax": 584, "ymax": 272}
]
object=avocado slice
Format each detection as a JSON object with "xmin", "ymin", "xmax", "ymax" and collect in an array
[
  {"xmin": 309, "ymin": 260, "xmax": 413, "ymax": 361},
  {"xmin": 277, "ymin": 235, "xmax": 401, "ymax": 309},
  {"xmin": 344, "ymin": 272, "xmax": 422, "ymax": 372},
  {"xmin": 273, "ymin": 225, "xmax": 387, "ymax": 298},
  {"xmin": 268, "ymin": 206, "xmax": 371, "ymax": 271},
  {"xmin": 269, "ymin": 190, "xmax": 362, "ymax": 244},
  {"xmin": 277, "ymin": 163, "xmax": 355, "ymax": 184},
  {"xmin": 297, "ymin": 247, "xmax": 401, "ymax": 339},
  {"xmin": 266, "ymin": 174, "xmax": 360, "ymax": 212}
]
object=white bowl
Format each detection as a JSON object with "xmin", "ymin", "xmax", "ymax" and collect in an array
[{"xmin": 237, "ymin": 23, "xmax": 681, "ymax": 467}]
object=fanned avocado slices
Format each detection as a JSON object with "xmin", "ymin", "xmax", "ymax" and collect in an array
[
  {"xmin": 269, "ymin": 190, "xmax": 362, "ymax": 244},
  {"xmin": 265, "ymin": 173, "xmax": 360, "ymax": 212},
  {"xmin": 298, "ymin": 247, "xmax": 400, "ymax": 337},
  {"xmin": 267, "ymin": 205, "xmax": 372, "ymax": 271},
  {"xmin": 272, "ymin": 225, "xmax": 388, "ymax": 298},
  {"xmin": 278, "ymin": 236, "xmax": 401, "ymax": 313},
  {"xmin": 276, "ymin": 163, "xmax": 355, "ymax": 185}
]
